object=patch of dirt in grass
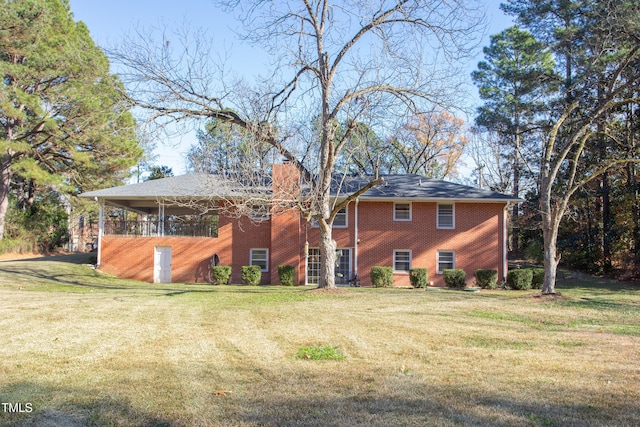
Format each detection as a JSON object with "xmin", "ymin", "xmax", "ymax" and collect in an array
[
  {"xmin": 305, "ymin": 287, "xmax": 353, "ymax": 294},
  {"xmin": 528, "ymin": 292, "xmax": 572, "ymax": 302}
]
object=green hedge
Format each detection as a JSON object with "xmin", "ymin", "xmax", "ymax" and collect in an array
[
  {"xmin": 211, "ymin": 266, "xmax": 232, "ymax": 285},
  {"xmin": 409, "ymin": 268, "xmax": 428, "ymax": 288},
  {"xmin": 241, "ymin": 265, "xmax": 262, "ymax": 285},
  {"xmin": 443, "ymin": 269, "xmax": 466, "ymax": 289},
  {"xmin": 475, "ymin": 269, "xmax": 498, "ymax": 289},
  {"xmin": 530, "ymin": 268, "xmax": 545, "ymax": 289},
  {"xmin": 370, "ymin": 266, "xmax": 393, "ymax": 288},
  {"xmin": 507, "ymin": 269, "xmax": 533, "ymax": 290},
  {"xmin": 278, "ymin": 265, "xmax": 295, "ymax": 286}
]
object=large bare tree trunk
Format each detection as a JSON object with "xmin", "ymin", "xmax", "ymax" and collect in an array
[
  {"xmin": 318, "ymin": 223, "xmax": 337, "ymax": 288},
  {"xmin": 541, "ymin": 205, "xmax": 560, "ymax": 294}
]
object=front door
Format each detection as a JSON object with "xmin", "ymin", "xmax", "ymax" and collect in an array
[{"xmin": 154, "ymin": 246, "xmax": 172, "ymax": 283}]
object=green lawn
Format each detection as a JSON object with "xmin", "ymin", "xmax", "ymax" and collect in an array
[{"xmin": 1, "ymin": 254, "xmax": 639, "ymax": 426}]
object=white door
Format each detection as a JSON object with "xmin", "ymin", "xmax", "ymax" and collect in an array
[{"xmin": 154, "ymin": 246, "xmax": 172, "ymax": 283}]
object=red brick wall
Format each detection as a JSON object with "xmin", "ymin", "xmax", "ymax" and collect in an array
[
  {"xmin": 354, "ymin": 201, "xmax": 505, "ymax": 287},
  {"xmin": 100, "ymin": 215, "xmax": 272, "ymax": 284},
  {"xmin": 100, "ymin": 200, "xmax": 507, "ymax": 287},
  {"xmin": 301, "ymin": 201, "xmax": 505, "ymax": 287}
]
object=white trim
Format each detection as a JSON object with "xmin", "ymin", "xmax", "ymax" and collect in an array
[
  {"xmin": 393, "ymin": 249, "xmax": 412, "ymax": 273},
  {"xmin": 393, "ymin": 202, "xmax": 412, "ymax": 221},
  {"xmin": 250, "ymin": 248, "xmax": 269, "ymax": 272},
  {"xmin": 97, "ymin": 200, "xmax": 104, "ymax": 267},
  {"xmin": 436, "ymin": 250, "xmax": 456, "ymax": 274},
  {"xmin": 437, "ymin": 203, "xmax": 455, "ymax": 229}
]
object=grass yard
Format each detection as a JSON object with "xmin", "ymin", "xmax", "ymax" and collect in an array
[{"xmin": 0, "ymin": 254, "xmax": 639, "ymax": 426}]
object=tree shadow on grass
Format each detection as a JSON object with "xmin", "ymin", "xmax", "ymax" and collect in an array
[
  {"xmin": 2, "ymin": 376, "xmax": 639, "ymax": 427},
  {"xmin": 0, "ymin": 382, "xmax": 173, "ymax": 427}
]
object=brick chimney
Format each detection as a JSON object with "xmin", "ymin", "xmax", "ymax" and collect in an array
[{"xmin": 270, "ymin": 162, "xmax": 304, "ymax": 285}]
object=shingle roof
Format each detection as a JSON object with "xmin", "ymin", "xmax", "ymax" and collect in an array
[
  {"xmin": 80, "ymin": 172, "xmax": 521, "ymax": 210},
  {"xmin": 339, "ymin": 174, "xmax": 520, "ymax": 201}
]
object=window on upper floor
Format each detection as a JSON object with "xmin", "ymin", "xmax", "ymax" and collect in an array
[
  {"xmin": 394, "ymin": 202, "xmax": 412, "ymax": 221},
  {"xmin": 393, "ymin": 250, "xmax": 412, "ymax": 273},
  {"xmin": 250, "ymin": 205, "xmax": 270, "ymax": 221},
  {"xmin": 437, "ymin": 203, "xmax": 455, "ymax": 229},
  {"xmin": 311, "ymin": 206, "xmax": 347, "ymax": 228},
  {"xmin": 437, "ymin": 250, "xmax": 455, "ymax": 274},
  {"xmin": 250, "ymin": 248, "xmax": 269, "ymax": 272}
]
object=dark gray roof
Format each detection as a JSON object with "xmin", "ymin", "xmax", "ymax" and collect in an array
[
  {"xmin": 339, "ymin": 174, "xmax": 520, "ymax": 202},
  {"xmin": 81, "ymin": 173, "xmax": 520, "ymax": 213}
]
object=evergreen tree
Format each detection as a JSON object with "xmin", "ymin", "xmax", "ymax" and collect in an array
[
  {"xmin": 472, "ymin": 25, "xmax": 557, "ymax": 252},
  {"xmin": 0, "ymin": 0, "xmax": 142, "ymax": 239}
]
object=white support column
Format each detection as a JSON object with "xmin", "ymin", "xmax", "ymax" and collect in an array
[
  {"xmin": 97, "ymin": 199, "xmax": 104, "ymax": 267},
  {"xmin": 159, "ymin": 203, "xmax": 165, "ymax": 237},
  {"xmin": 503, "ymin": 203, "xmax": 509, "ymax": 282}
]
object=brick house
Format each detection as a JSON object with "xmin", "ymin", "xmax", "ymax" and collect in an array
[{"xmin": 80, "ymin": 163, "xmax": 520, "ymax": 287}]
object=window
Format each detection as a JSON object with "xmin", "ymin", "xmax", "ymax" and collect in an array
[
  {"xmin": 394, "ymin": 203, "xmax": 412, "ymax": 221},
  {"xmin": 437, "ymin": 250, "xmax": 455, "ymax": 274},
  {"xmin": 250, "ymin": 205, "xmax": 270, "ymax": 221},
  {"xmin": 334, "ymin": 206, "xmax": 347, "ymax": 227},
  {"xmin": 311, "ymin": 206, "xmax": 347, "ymax": 228},
  {"xmin": 437, "ymin": 203, "xmax": 455, "ymax": 229},
  {"xmin": 394, "ymin": 250, "xmax": 412, "ymax": 273},
  {"xmin": 250, "ymin": 249, "xmax": 269, "ymax": 272}
]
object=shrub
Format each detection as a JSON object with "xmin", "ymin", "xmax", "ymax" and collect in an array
[
  {"xmin": 443, "ymin": 269, "xmax": 466, "ymax": 289},
  {"xmin": 530, "ymin": 268, "xmax": 545, "ymax": 289},
  {"xmin": 241, "ymin": 265, "xmax": 262, "ymax": 285},
  {"xmin": 211, "ymin": 266, "xmax": 232, "ymax": 285},
  {"xmin": 278, "ymin": 265, "xmax": 295, "ymax": 286},
  {"xmin": 370, "ymin": 266, "xmax": 393, "ymax": 288},
  {"xmin": 507, "ymin": 269, "xmax": 533, "ymax": 290},
  {"xmin": 409, "ymin": 268, "xmax": 428, "ymax": 288},
  {"xmin": 475, "ymin": 269, "xmax": 498, "ymax": 289}
]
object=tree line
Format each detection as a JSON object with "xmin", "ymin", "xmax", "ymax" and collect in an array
[{"xmin": 472, "ymin": 0, "xmax": 640, "ymax": 291}]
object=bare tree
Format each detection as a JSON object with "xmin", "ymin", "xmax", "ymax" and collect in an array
[
  {"xmin": 391, "ymin": 110, "xmax": 469, "ymax": 179},
  {"xmin": 108, "ymin": 0, "xmax": 484, "ymax": 288}
]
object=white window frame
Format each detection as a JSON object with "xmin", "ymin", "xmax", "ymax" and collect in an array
[
  {"xmin": 437, "ymin": 203, "xmax": 455, "ymax": 229},
  {"xmin": 311, "ymin": 206, "xmax": 348, "ymax": 228},
  {"xmin": 394, "ymin": 202, "xmax": 412, "ymax": 221},
  {"xmin": 250, "ymin": 205, "xmax": 270, "ymax": 221},
  {"xmin": 393, "ymin": 250, "xmax": 412, "ymax": 273},
  {"xmin": 250, "ymin": 248, "xmax": 269, "ymax": 272},
  {"xmin": 437, "ymin": 250, "xmax": 455, "ymax": 274}
]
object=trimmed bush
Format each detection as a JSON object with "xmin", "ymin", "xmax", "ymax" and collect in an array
[
  {"xmin": 241, "ymin": 265, "xmax": 262, "ymax": 285},
  {"xmin": 475, "ymin": 269, "xmax": 498, "ymax": 289},
  {"xmin": 507, "ymin": 269, "xmax": 533, "ymax": 290},
  {"xmin": 278, "ymin": 265, "xmax": 295, "ymax": 286},
  {"xmin": 370, "ymin": 266, "xmax": 393, "ymax": 288},
  {"xmin": 443, "ymin": 269, "xmax": 466, "ymax": 289},
  {"xmin": 409, "ymin": 268, "xmax": 428, "ymax": 288},
  {"xmin": 211, "ymin": 266, "xmax": 232, "ymax": 285},
  {"xmin": 530, "ymin": 268, "xmax": 545, "ymax": 289}
]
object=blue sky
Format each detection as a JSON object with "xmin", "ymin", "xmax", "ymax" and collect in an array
[{"xmin": 68, "ymin": 0, "xmax": 514, "ymax": 176}]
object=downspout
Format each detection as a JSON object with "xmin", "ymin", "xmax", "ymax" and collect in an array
[
  {"xmin": 354, "ymin": 198, "xmax": 359, "ymax": 278},
  {"xmin": 97, "ymin": 198, "xmax": 104, "ymax": 268}
]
